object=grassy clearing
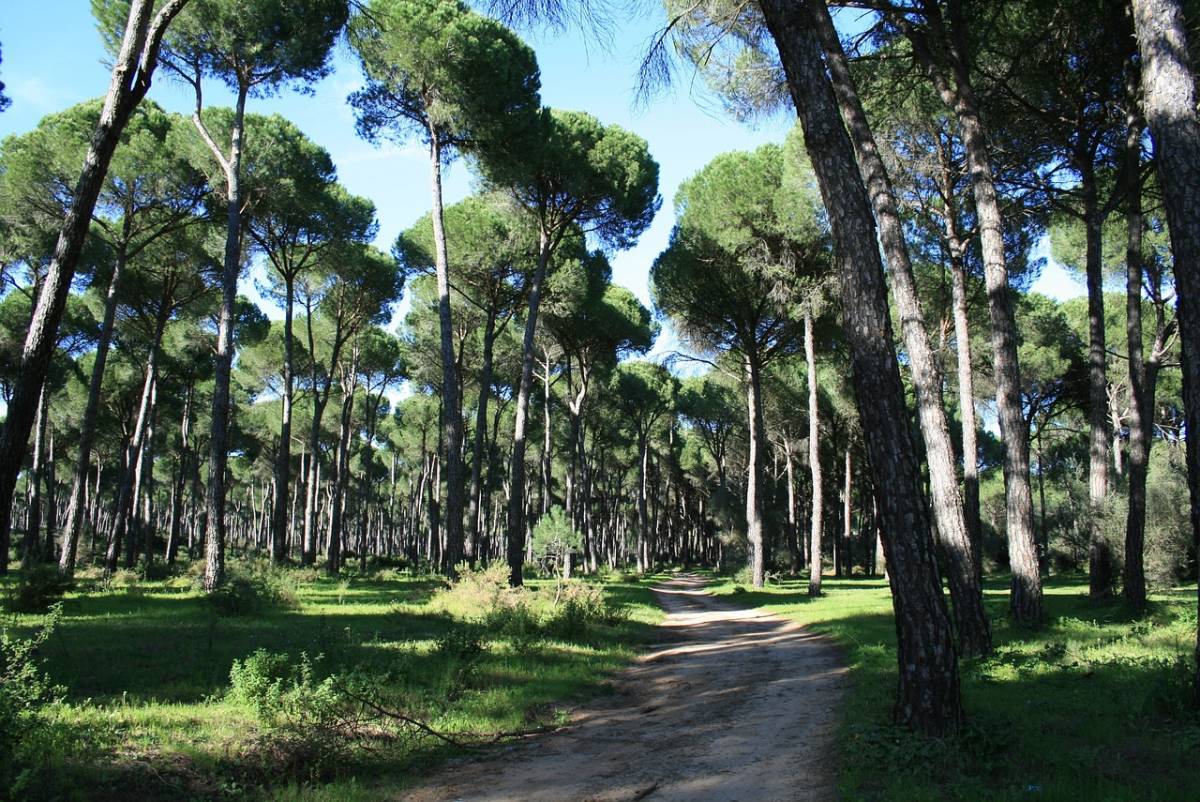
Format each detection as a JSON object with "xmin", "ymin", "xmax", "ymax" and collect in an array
[
  {"xmin": 1, "ymin": 562, "xmax": 664, "ymax": 801},
  {"xmin": 707, "ymin": 573, "xmax": 1200, "ymax": 802}
]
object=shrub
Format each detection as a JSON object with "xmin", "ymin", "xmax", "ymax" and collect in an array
[
  {"xmin": 433, "ymin": 562, "xmax": 526, "ymax": 623},
  {"xmin": 545, "ymin": 581, "xmax": 624, "ymax": 640},
  {"xmin": 0, "ymin": 605, "xmax": 68, "ymax": 799},
  {"xmin": 203, "ymin": 562, "xmax": 299, "ymax": 617},
  {"xmin": 229, "ymin": 650, "xmax": 350, "ymax": 778},
  {"xmin": 4, "ymin": 567, "xmax": 71, "ymax": 614},
  {"xmin": 530, "ymin": 506, "xmax": 582, "ymax": 578}
]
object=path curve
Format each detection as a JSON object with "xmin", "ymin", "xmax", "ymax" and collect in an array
[{"xmin": 400, "ymin": 575, "xmax": 848, "ymax": 802}]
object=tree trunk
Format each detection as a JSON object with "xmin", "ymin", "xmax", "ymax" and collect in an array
[
  {"xmin": 759, "ymin": 0, "xmax": 962, "ymax": 733},
  {"xmin": 466, "ymin": 309, "xmax": 497, "ymax": 563},
  {"xmin": 23, "ymin": 388, "xmax": 47, "ymax": 567},
  {"xmin": 201, "ymin": 83, "xmax": 249, "ymax": 592},
  {"xmin": 326, "ymin": 344, "xmax": 359, "ymax": 576},
  {"xmin": 805, "ymin": 313, "xmax": 824, "ymax": 596},
  {"xmin": 745, "ymin": 354, "xmax": 767, "ymax": 587},
  {"xmin": 1123, "ymin": 87, "xmax": 1151, "ymax": 611},
  {"xmin": 0, "ymin": 0, "xmax": 186, "ymax": 572},
  {"xmin": 637, "ymin": 432, "xmax": 650, "ymax": 574},
  {"xmin": 809, "ymin": 0, "xmax": 990, "ymax": 653},
  {"xmin": 428, "ymin": 131, "xmax": 465, "ymax": 577},
  {"xmin": 1129, "ymin": 0, "xmax": 1200, "ymax": 701},
  {"xmin": 506, "ymin": 234, "xmax": 551, "ymax": 586},
  {"xmin": 934, "ymin": 129, "xmax": 983, "ymax": 581},
  {"xmin": 107, "ymin": 313, "xmax": 166, "ymax": 573},
  {"xmin": 270, "ymin": 275, "xmax": 295, "ymax": 564},
  {"xmin": 1082, "ymin": 170, "xmax": 1113, "ymax": 599},
  {"xmin": 60, "ymin": 243, "xmax": 128, "ymax": 576},
  {"xmin": 899, "ymin": 4, "xmax": 1043, "ymax": 623},
  {"xmin": 166, "ymin": 383, "xmax": 192, "ymax": 566}
]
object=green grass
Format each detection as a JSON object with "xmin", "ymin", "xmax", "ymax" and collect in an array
[
  {"xmin": 708, "ymin": 572, "xmax": 1200, "ymax": 802},
  {"xmin": 1, "ymin": 561, "xmax": 664, "ymax": 801}
]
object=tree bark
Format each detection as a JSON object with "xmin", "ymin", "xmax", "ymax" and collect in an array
[
  {"xmin": 60, "ymin": 242, "xmax": 129, "ymax": 576},
  {"xmin": 270, "ymin": 274, "xmax": 295, "ymax": 564},
  {"xmin": 0, "ymin": 0, "xmax": 187, "ymax": 572},
  {"xmin": 23, "ymin": 388, "xmax": 46, "ymax": 567},
  {"xmin": 897, "ymin": 2, "xmax": 1043, "ymax": 623},
  {"xmin": 745, "ymin": 353, "xmax": 766, "ymax": 587},
  {"xmin": 805, "ymin": 313, "xmax": 824, "ymax": 597},
  {"xmin": 428, "ymin": 131, "xmax": 465, "ymax": 577},
  {"xmin": 201, "ymin": 82, "xmax": 249, "ymax": 592},
  {"xmin": 808, "ymin": 0, "xmax": 990, "ymax": 653},
  {"xmin": 466, "ymin": 308, "xmax": 497, "ymax": 563},
  {"xmin": 1081, "ymin": 169, "xmax": 1113, "ymax": 599},
  {"xmin": 758, "ymin": 0, "xmax": 962, "ymax": 733},
  {"xmin": 326, "ymin": 343, "xmax": 359, "ymax": 576},
  {"xmin": 1129, "ymin": 0, "xmax": 1200, "ymax": 701},
  {"xmin": 1123, "ymin": 84, "xmax": 1151, "ymax": 610},
  {"xmin": 933, "ymin": 130, "xmax": 984, "ymax": 581},
  {"xmin": 506, "ymin": 233, "xmax": 550, "ymax": 586}
]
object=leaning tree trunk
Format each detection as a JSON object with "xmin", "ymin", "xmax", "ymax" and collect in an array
[
  {"xmin": 1130, "ymin": 0, "xmax": 1200, "ymax": 702},
  {"xmin": 506, "ymin": 233, "xmax": 551, "ymax": 587},
  {"xmin": 201, "ymin": 83, "xmax": 248, "ymax": 592},
  {"xmin": 745, "ymin": 353, "xmax": 767, "ymax": 587},
  {"xmin": 428, "ymin": 130, "xmax": 465, "ymax": 577},
  {"xmin": 900, "ymin": 7, "xmax": 1043, "ymax": 624},
  {"xmin": 0, "ymin": 0, "xmax": 187, "ymax": 573},
  {"xmin": 808, "ymin": 0, "xmax": 991, "ymax": 653},
  {"xmin": 759, "ymin": 0, "xmax": 962, "ymax": 733},
  {"xmin": 60, "ymin": 242, "xmax": 129, "ymax": 576},
  {"xmin": 805, "ymin": 313, "xmax": 824, "ymax": 597}
]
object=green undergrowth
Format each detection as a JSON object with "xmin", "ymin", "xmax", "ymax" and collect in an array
[
  {"xmin": 0, "ymin": 560, "xmax": 664, "ymax": 801},
  {"xmin": 708, "ymin": 572, "xmax": 1200, "ymax": 802}
]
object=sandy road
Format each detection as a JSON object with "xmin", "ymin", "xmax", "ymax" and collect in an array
[{"xmin": 400, "ymin": 575, "xmax": 848, "ymax": 802}]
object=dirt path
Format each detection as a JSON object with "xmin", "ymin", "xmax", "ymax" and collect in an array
[{"xmin": 400, "ymin": 575, "xmax": 848, "ymax": 802}]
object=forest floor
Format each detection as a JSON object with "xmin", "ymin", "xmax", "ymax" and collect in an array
[
  {"xmin": 398, "ymin": 574, "xmax": 848, "ymax": 802},
  {"xmin": 706, "ymin": 573, "xmax": 1200, "ymax": 802},
  {"xmin": 2, "ymin": 561, "xmax": 666, "ymax": 801}
]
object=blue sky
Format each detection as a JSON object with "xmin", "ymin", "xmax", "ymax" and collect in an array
[{"xmin": 0, "ymin": 1, "xmax": 1083, "ymax": 354}]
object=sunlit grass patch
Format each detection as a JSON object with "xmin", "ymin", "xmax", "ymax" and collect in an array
[{"xmin": 707, "ymin": 571, "xmax": 1200, "ymax": 802}]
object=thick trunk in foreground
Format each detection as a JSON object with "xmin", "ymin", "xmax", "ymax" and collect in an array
[
  {"xmin": 759, "ymin": 0, "xmax": 961, "ymax": 733},
  {"xmin": 202, "ymin": 84, "xmax": 248, "ymax": 592},
  {"xmin": 429, "ymin": 133, "xmax": 465, "ymax": 576},
  {"xmin": 0, "ymin": 0, "xmax": 186, "ymax": 573},
  {"xmin": 1082, "ymin": 173, "xmax": 1113, "ymax": 599},
  {"xmin": 1130, "ymin": 0, "xmax": 1200, "ymax": 702},
  {"xmin": 506, "ymin": 236, "xmax": 550, "ymax": 587},
  {"xmin": 1123, "ymin": 96, "xmax": 1151, "ymax": 610},
  {"xmin": 809, "ymin": 0, "xmax": 990, "ymax": 654}
]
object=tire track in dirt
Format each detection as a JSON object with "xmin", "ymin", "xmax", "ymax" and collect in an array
[{"xmin": 400, "ymin": 574, "xmax": 848, "ymax": 802}]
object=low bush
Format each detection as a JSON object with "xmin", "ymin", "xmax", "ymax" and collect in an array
[
  {"xmin": 0, "ymin": 605, "xmax": 70, "ymax": 799},
  {"xmin": 203, "ymin": 562, "xmax": 300, "ymax": 616},
  {"xmin": 546, "ymin": 581, "xmax": 625, "ymax": 640},
  {"xmin": 4, "ymin": 566, "xmax": 72, "ymax": 614}
]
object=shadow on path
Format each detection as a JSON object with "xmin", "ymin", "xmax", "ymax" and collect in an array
[{"xmin": 400, "ymin": 574, "xmax": 848, "ymax": 802}]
